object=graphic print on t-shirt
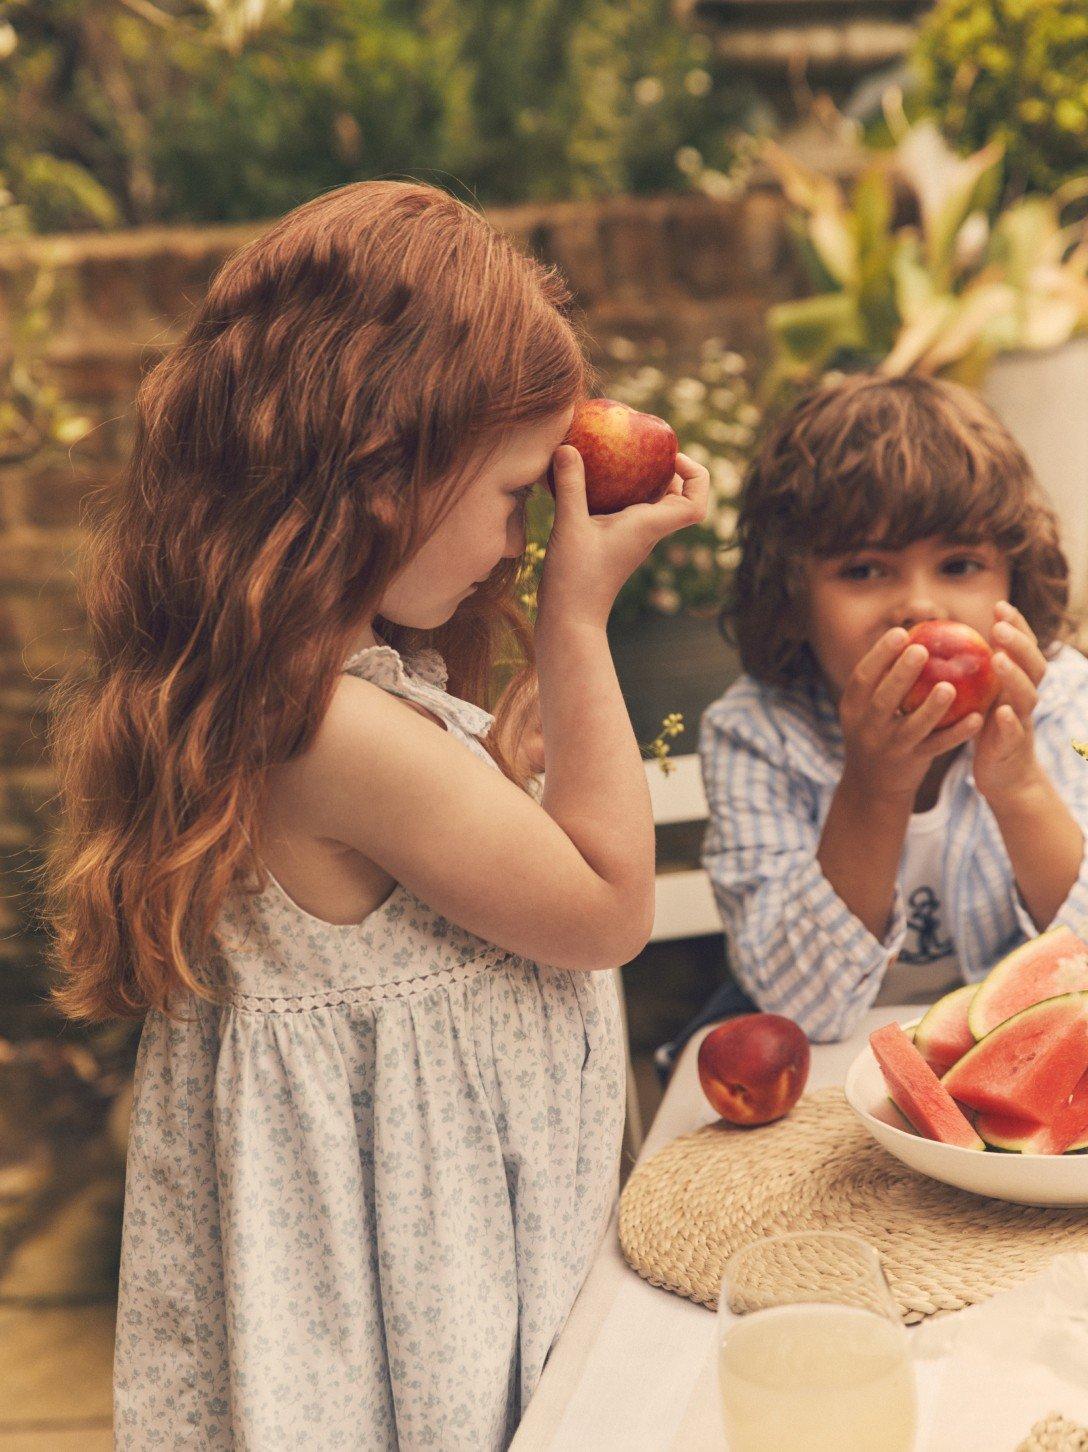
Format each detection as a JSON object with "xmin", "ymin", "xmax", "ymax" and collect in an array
[{"xmin": 899, "ymin": 884, "xmax": 954, "ymax": 965}]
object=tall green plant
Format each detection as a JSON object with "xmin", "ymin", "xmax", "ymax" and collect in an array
[
  {"xmin": 0, "ymin": 179, "xmax": 92, "ymax": 464},
  {"xmin": 763, "ymin": 117, "xmax": 1088, "ymax": 393}
]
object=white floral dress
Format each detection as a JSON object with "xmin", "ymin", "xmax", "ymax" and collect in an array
[{"xmin": 113, "ymin": 641, "xmax": 626, "ymax": 1450}]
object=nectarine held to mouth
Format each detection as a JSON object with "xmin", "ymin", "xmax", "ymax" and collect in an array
[
  {"xmin": 549, "ymin": 398, "xmax": 678, "ymax": 515},
  {"xmin": 697, "ymin": 1013, "xmax": 810, "ymax": 1127},
  {"xmin": 900, "ymin": 620, "xmax": 999, "ymax": 728}
]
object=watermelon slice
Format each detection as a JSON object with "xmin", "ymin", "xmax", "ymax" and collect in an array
[
  {"xmin": 912, "ymin": 983, "xmax": 978, "ymax": 1077},
  {"xmin": 942, "ymin": 991, "xmax": 1088, "ymax": 1123},
  {"xmin": 975, "ymin": 1068, "xmax": 1088, "ymax": 1155},
  {"xmin": 869, "ymin": 1022, "xmax": 984, "ymax": 1150},
  {"xmin": 969, "ymin": 926, "xmax": 1088, "ymax": 1039}
]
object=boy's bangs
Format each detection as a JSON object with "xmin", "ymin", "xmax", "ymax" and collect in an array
[{"xmin": 806, "ymin": 460, "xmax": 1011, "ymax": 558}]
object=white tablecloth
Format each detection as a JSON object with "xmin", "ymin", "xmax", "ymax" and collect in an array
[{"xmin": 511, "ymin": 1005, "xmax": 1088, "ymax": 1451}]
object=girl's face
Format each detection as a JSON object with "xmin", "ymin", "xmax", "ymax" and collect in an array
[
  {"xmin": 804, "ymin": 535, "xmax": 1012, "ymax": 701},
  {"xmin": 378, "ymin": 405, "xmax": 575, "ymax": 631}
]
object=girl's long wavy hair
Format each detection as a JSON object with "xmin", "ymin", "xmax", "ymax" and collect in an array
[
  {"xmin": 38, "ymin": 180, "xmax": 586, "ymax": 1023},
  {"xmin": 725, "ymin": 372, "xmax": 1071, "ymax": 685}
]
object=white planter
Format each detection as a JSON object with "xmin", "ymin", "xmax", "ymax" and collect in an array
[{"xmin": 983, "ymin": 337, "xmax": 1088, "ymax": 615}]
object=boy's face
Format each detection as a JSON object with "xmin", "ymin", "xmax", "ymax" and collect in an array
[{"xmin": 804, "ymin": 535, "xmax": 1012, "ymax": 702}]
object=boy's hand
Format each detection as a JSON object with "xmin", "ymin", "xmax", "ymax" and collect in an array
[
  {"xmin": 838, "ymin": 627, "xmax": 984, "ymax": 804},
  {"xmin": 973, "ymin": 601, "xmax": 1047, "ymax": 807}
]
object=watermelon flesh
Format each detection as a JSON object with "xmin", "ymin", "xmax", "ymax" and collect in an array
[
  {"xmin": 976, "ymin": 1068, "xmax": 1088, "ymax": 1154},
  {"xmin": 912, "ymin": 983, "xmax": 978, "ymax": 1077},
  {"xmin": 969, "ymin": 925, "xmax": 1088, "ymax": 1039},
  {"xmin": 942, "ymin": 991, "xmax": 1088, "ymax": 1123},
  {"xmin": 869, "ymin": 1022, "xmax": 984, "ymax": 1150}
]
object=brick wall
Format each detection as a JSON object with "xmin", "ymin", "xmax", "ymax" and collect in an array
[{"xmin": 0, "ymin": 188, "xmax": 801, "ymax": 1028}]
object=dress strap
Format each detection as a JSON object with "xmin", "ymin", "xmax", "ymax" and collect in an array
[{"xmin": 341, "ymin": 641, "xmax": 495, "ymax": 743}]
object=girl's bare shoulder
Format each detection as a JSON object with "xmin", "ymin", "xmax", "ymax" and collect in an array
[
  {"xmin": 267, "ymin": 674, "xmax": 448, "ymax": 835},
  {"xmin": 332, "ymin": 669, "xmax": 451, "ymax": 733}
]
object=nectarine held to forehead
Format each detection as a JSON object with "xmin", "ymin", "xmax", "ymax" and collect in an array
[{"xmin": 549, "ymin": 398, "xmax": 678, "ymax": 515}]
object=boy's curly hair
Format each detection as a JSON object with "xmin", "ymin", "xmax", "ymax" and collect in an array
[{"xmin": 723, "ymin": 372, "xmax": 1072, "ymax": 686}]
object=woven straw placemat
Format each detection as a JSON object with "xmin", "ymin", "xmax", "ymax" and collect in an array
[
  {"xmin": 1018, "ymin": 1414, "xmax": 1088, "ymax": 1451},
  {"xmin": 619, "ymin": 1087, "xmax": 1088, "ymax": 1322}
]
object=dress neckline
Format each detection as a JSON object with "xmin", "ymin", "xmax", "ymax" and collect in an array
[{"xmin": 341, "ymin": 637, "xmax": 450, "ymax": 690}]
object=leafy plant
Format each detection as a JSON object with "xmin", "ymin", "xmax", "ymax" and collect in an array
[
  {"xmin": 0, "ymin": 178, "xmax": 93, "ymax": 465},
  {"xmin": 763, "ymin": 113, "xmax": 1088, "ymax": 393},
  {"xmin": 914, "ymin": 0, "xmax": 1088, "ymax": 201},
  {"xmin": 0, "ymin": 0, "xmax": 755, "ymax": 231}
]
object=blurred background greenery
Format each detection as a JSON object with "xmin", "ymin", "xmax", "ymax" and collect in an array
[{"xmin": 0, "ymin": 0, "xmax": 755, "ymax": 232}]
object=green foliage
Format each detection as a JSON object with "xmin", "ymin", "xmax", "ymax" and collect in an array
[
  {"xmin": 0, "ymin": 0, "xmax": 754, "ymax": 231},
  {"xmin": 915, "ymin": 0, "xmax": 1088, "ymax": 199},
  {"xmin": 0, "ymin": 179, "xmax": 93, "ymax": 464},
  {"xmin": 762, "ymin": 119, "xmax": 1088, "ymax": 395}
]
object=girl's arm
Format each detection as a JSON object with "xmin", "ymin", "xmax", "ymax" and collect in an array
[
  {"xmin": 699, "ymin": 696, "xmax": 911, "ymax": 1043},
  {"xmin": 279, "ymin": 447, "xmax": 708, "ymax": 974},
  {"xmin": 295, "ymin": 679, "xmax": 650, "ymax": 971}
]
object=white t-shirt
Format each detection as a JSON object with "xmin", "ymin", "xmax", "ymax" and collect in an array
[{"xmin": 874, "ymin": 769, "xmax": 963, "ymax": 1007}]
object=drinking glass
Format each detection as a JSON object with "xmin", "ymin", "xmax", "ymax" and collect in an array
[{"xmin": 717, "ymin": 1231, "xmax": 917, "ymax": 1452}]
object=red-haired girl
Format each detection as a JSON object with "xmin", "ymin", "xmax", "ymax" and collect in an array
[{"xmin": 40, "ymin": 181, "xmax": 707, "ymax": 1448}]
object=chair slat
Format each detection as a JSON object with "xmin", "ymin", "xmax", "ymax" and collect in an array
[
  {"xmin": 651, "ymin": 869, "xmax": 721, "ymax": 942},
  {"xmin": 644, "ymin": 753, "xmax": 707, "ymax": 825}
]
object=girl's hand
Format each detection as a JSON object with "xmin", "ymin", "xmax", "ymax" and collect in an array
[
  {"xmin": 973, "ymin": 601, "xmax": 1047, "ymax": 807},
  {"xmin": 838, "ymin": 627, "xmax": 984, "ymax": 804},
  {"xmin": 535, "ymin": 444, "xmax": 709, "ymax": 633}
]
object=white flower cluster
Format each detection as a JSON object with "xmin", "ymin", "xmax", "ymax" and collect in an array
[{"xmin": 673, "ymin": 132, "xmax": 762, "ymax": 204}]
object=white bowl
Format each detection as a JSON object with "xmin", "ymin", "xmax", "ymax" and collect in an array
[{"xmin": 843, "ymin": 1019, "xmax": 1088, "ymax": 1207}]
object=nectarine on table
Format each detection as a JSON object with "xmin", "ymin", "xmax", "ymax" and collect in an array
[{"xmin": 697, "ymin": 1014, "xmax": 810, "ymax": 1127}]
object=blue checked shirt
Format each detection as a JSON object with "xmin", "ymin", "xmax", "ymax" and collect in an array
[{"xmin": 699, "ymin": 643, "xmax": 1088, "ymax": 1043}]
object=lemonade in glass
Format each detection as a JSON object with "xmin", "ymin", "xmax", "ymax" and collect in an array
[{"xmin": 717, "ymin": 1232, "xmax": 916, "ymax": 1452}]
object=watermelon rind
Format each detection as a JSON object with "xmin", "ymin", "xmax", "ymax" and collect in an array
[
  {"xmin": 942, "ymin": 990, "xmax": 1088, "ymax": 1123},
  {"xmin": 912, "ymin": 983, "xmax": 978, "ymax": 1077},
  {"xmin": 969, "ymin": 926, "xmax": 1088, "ymax": 1040}
]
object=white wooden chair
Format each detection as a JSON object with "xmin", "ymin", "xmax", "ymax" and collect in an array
[
  {"xmin": 643, "ymin": 753, "xmax": 720, "ymax": 942},
  {"xmin": 616, "ymin": 753, "xmax": 722, "ymax": 1160}
]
